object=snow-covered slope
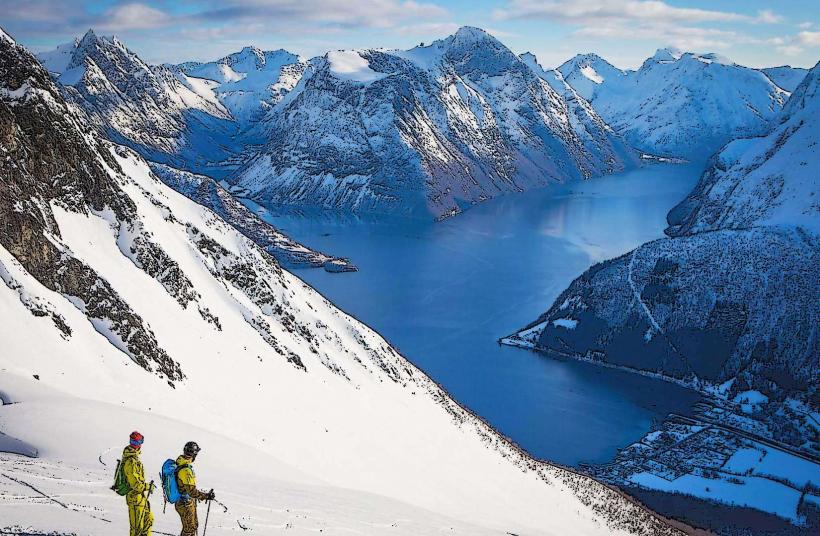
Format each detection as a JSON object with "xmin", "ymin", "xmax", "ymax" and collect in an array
[
  {"xmin": 38, "ymin": 30, "xmax": 241, "ymax": 178},
  {"xmin": 233, "ymin": 27, "xmax": 637, "ymax": 220},
  {"xmin": 557, "ymin": 53, "xmax": 627, "ymax": 101},
  {"xmin": 667, "ymin": 61, "xmax": 820, "ymax": 236},
  {"xmin": 148, "ymin": 163, "xmax": 355, "ymax": 271},
  {"xmin": 503, "ymin": 63, "xmax": 820, "ymax": 458},
  {"xmin": 0, "ymin": 30, "xmax": 679, "ymax": 535},
  {"xmin": 761, "ymin": 66, "xmax": 809, "ymax": 92},
  {"xmin": 177, "ymin": 46, "xmax": 307, "ymax": 124},
  {"xmin": 520, "ymin": 52, "xmax": 633, "ymax": 174},
  {"xmin": 561, "ymin": 49, "xmax": 789, "ymax": 158}
]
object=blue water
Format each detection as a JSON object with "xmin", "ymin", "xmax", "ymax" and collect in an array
[{"xmin": 251, "ymin": 164, "xmax": 704, "ymax": 466}]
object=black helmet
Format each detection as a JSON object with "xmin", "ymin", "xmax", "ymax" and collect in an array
[{"xmin": 183, "ymin": 441, "xmax": 201, "ymax": 457}]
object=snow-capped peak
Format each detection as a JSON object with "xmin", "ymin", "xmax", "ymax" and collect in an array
[
  {"xmin": 177, "ymin": 46, "xmax": 306, "ymax": 123},
  {"xmin": 557, "ymin": 53, "xmax": 624, "ymax": 100},
  {"xmin": 560, "ymin": 47, "xmax": 788, "ymax": 158},
  {"xmin": 0, "ymin": 26, "xmax": 14, "ymax": 45},
  {"xmin": 650, "ymin": 47, "xmax": 684, "ymax": 62},
  {"xmin": 451, "ymin": 25, "xmax": 496, "ymax": 44}
]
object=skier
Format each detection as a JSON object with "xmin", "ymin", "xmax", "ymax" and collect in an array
[
  {"xmin": 123, "ymin": 431, "xmax": 154, "ymax": 536},
  {"xmin": 174, "ymin": 441, "xmax": 215, "ymax": 536}
]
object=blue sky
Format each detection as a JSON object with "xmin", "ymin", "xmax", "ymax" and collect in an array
[{"xmin": 2, "ymin": 0, "xmax": 818, "ymax": 69}]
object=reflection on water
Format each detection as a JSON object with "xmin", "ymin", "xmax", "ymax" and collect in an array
[{"xmin": 250, "ymin": 164, "xmax": 704, "ymax": 466}]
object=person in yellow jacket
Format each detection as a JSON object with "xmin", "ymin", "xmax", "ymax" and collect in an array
[
  {"xmin": 123, "ymin": 431, "xmax": 153, "ymax": 536},
  {"xmin": 175, "ymin": 441, "xmax": 215, "ymax": 536}
]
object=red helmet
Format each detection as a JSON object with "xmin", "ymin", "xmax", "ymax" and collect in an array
[{"xmin": 129, "ymin": 431, "xmax": 144, "ymax": 448}]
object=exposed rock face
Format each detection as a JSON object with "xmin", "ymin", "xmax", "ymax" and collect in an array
[
  {"xmin": 513, "ymin": 228, "xmax": 818, "ymax": 397},
  {"xmin": 0, "ymin": 34, "xmax": 182, "ymax": 382},
  {"xmin": 667, "ymin": 62, "xmax": 820, "ymax": 237},
  {"xmin": 37, "ymin": 32, "xmax": 350, "ymax": 272},
  {"xmin": 233, "ymin": 27, "xmax": 637, "ymax": 220}
]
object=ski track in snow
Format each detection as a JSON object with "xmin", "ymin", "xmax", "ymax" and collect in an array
[{"xmin": 627, "ymin": 249, "xmax": 663, "ymax": 334}]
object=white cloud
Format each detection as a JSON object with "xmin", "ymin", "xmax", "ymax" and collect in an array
[
  {"xmin": 796, "ymin": 31, "xmax": 820, "ymax": 46},
  {"xmin": 754, "ymin": 10, "xmax": 782, "ymax": 24},
  {"xmin": 776, "ymin": 45, "xmax": 803, "ymax": 56},
  {"xmin": 191, "ymin": 0, "xmax": 448, "ymax": 29},
  {"xmin": 797, "ymin": 22, "xmax": 814, "ymax": 30},
  {"xmin": 494, "ymin": 0, "xmax": 751, "ymax": 24},
  {"xmin": 102, "ymin": 3, "xmax": 171, "ymax": 31},
  {"xmin": 574, "ymin": 23, "xmax": 738, "ymax": 51}
]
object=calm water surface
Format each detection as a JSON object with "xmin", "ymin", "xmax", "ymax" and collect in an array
[{"xmin": 252, "ymin": 164, "xmax": 704, "ymax": 466}]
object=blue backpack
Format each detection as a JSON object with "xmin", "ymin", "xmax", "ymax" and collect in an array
[{"xmin": 160, "ymin": 459, "xmax": 190, "ymax": 504}]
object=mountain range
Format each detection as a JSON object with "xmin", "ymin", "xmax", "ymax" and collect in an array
[
  {"xmin": 557, "ymin": 49, "xmax": 793, "ymax": 159},
  {"xmin": 37, "ymin": 28, "xmax": 809, "ymax": 221},
  {"xmin": 0, "ymin": 29, "xmax": 681, "ymax": 535}
]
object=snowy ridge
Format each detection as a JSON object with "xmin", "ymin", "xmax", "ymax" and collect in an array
[
  {"xmin": 760, "ymin": 66, "xmax": 809, "ymax": 92},
  {"xmin": 148, "ymin": 163, "xmax": 355, "ymax": 272},
  {"xmin": 177, "ymin": 46, "xmax": 307, "ymax": 124},
  {"xmin": 233, "ymin": 26, "xmax": 637, "ymax": 220},
  {"xmin": 560, "ymin": 49, "xmax": 789, "ymax": 158},
  {"xmin": 0, "ymin": 32, "xmax": 680, "ymax": 535}
]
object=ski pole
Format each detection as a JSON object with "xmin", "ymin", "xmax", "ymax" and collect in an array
[{"xmin": 202, "ymin": 490, "xmax": 213, "ymax": 536}]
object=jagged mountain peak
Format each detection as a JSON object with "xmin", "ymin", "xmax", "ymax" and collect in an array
[
  {"xmin": 519, "ymin": 51, "xmax": 538, "ymax": 63},
  {"xmin": 235, "ymin": 28, "xmax": 636, "ymax": 219},
  {"xmin": 560, "ymin": 52, "xmax": 613, "ymax": 69},
  {"xmin": 559, "ymin": 46, "xmax": 788, "ymax": 157},
  {"xmin": 176, "ymin": 45, "xmax": 306, "ymax": 123}
]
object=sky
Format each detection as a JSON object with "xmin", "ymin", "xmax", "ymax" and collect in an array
[{"xmin": 1, "ymin": 0, "xmax": 818, "ymax": 69}]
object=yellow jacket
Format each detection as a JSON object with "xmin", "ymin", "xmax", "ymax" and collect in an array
[
  {"xmin": 175, "ymin": 455, "xmax": 209, "ymax": 501},
  {"xmin": 122, "ymin": 446, "xmax": 148, "ymax": 506}
]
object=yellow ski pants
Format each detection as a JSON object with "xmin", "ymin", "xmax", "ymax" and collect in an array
[{"xmin": 127, "ymin": 498, "xmax": 153, "ymax": 536}]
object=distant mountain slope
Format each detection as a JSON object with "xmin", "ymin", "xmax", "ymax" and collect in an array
[
  {"xmin": 232, "ymin": 27, "xmax": 637, "ymax": 220},
  {"xmin": 557, "ymin": 53, "xmax": 627, "ymax": 101},
  {"xmin": 0, "ymin": 29, "xmax": 680, "ymax": 536},
  {"xmin": 503, "ymin": 63, "xmax": 820, "ymax": 455},
  {"xmin": 520, "ymin": 52, "xmax": 634, "ymax": 170},
  {"xmin": 560, "ymin": 49, "xmax": 788, "ymax": 159},
  {"xmin": 177, "ymin": 46, "xmax": 307, "ymax": 124},
  {"xmin": 148, "ymin": 163, "xmax": 354, "ymax": 271},
  {"xmin": 761, "ymin": 66, "xmax": 809, "ymax": 92},
  {"xmin": 37, "ymin": 30, "xmax": 241, "ymax": 178},
  {"xmin": 667, "ymin": 62, "xmax": 820, "ymax": 236}
]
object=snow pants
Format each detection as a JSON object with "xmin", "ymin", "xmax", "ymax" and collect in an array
[
  {"xmin": 127, "ymin": 497, "xmax": 153, "ymax": 536},
  {"xmin": 175, "ymin": 499, "xmax": 198, "ymax": 536}
]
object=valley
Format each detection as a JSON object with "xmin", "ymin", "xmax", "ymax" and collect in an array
[{"xmin": 0, "ymin": 14, "xmax": 817, "ymax": 536}]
